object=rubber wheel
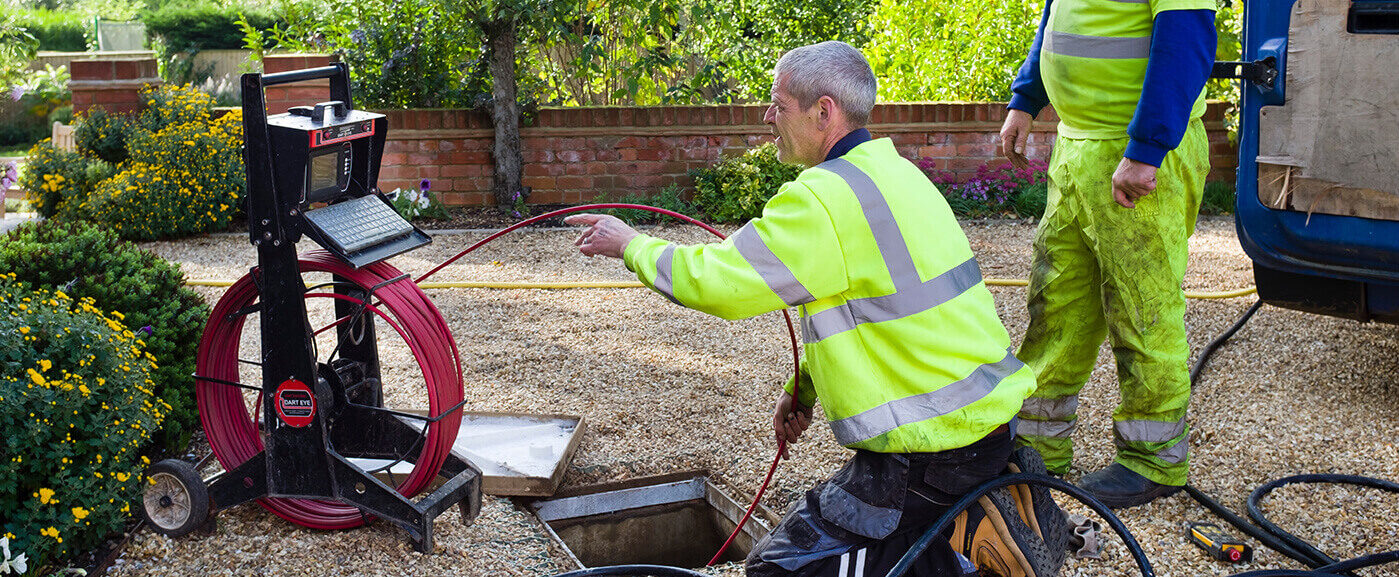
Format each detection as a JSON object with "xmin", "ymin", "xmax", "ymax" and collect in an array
[{"xmin": 142, "ymin": 459, "xmax": 211, "ymax": 538}]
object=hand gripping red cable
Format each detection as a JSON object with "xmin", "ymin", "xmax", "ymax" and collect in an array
[{"xmin": 196, "ymin": 204, "xmax": 799, "ymax": 562}]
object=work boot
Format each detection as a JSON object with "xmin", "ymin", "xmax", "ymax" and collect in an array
[
  {"xmin": 948, "ymin": 488, "xmax": 1061, "ymax": 577},
  {"xmin": 1077, "ymin": 463, "xmax": 1183, "ymax": 509},
  {"xmin": 1004, "ymin": 447, "xmax": 1071, "ymax": 566}
]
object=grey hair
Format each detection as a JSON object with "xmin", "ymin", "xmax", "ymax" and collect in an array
[{"xmin": 773, "ymin": 41, "xmax": 877, "ymax": 127}]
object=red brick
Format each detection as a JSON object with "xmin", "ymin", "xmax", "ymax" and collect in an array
[
  {"xmin": 531, "ymin": 189, "xmax": 565, "ymax": 204},
  {"xmin": 71, "ymin": 60, "xmax": 114, "ymax": 81},
  {"xmin": 523, "ymin": 176, "xmax": 555, "ymax": 190},
  {"xmin": 441, "ymin": 192, "xmax": 467, "ymax": 205},
  {"xmin": 556, "ymin": 176, "xmax": 590, "ymax": 189}
]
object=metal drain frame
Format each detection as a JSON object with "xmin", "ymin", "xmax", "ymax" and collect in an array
[{"xmin": 531, "ymin": 472, "xmax": 775, "ymax": 570}]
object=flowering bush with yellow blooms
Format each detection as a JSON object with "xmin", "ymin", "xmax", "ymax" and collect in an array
[
  {"xmin": 0, "ymin": 220, "xmax": 209, "ymax": 451},
  {"xmin": 21, "ymin": 83, "xmax": 246, "ymax": 240},
  {"xmin": 16, "ymin": 141, "xmax": 115, "ymax": 221},
  {"xmin": 0, "ymin": 274, "xmax": 162, "ymax": 574},
  {"xmin": 88, "ymin": 109, "xmax": 245, "ymax": 240}
]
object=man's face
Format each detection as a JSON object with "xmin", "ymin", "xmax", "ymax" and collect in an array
[{"xmin": 764, "ymin": 75, "xmax": 825, "ymax": 167}]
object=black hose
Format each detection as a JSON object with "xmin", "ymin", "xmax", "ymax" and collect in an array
[
  {"xmin": 1190, "ymin": 299, "xmax": 1263, "ymax": 385},
  {"xmin": 1247, "ymin": 475, "xmax": 1399, "ymax": 571},
  {"xmin": 884, "ymin": 473, "xmax": 1155, "ymax": 577},
  {"xmin": 549, "ymin": 565, "xmax": 711, "ymax": 577},
  {"xmin": 1184, "ymin": 485, "xmax": 1325, "ymax": 567}
]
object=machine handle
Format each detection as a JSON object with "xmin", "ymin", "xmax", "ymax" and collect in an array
[{"xmin": 260, "ymin": 65, "xmax": 345, "ymax": 87}]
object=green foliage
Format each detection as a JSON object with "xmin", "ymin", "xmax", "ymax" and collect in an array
[
  {"xmin": 599, "ymin": 183, "xmax": 696, "ymax": 224},
  {"xmin": 87, "ymin": 106, "xmax": 244, "ymax": 240},
  {"xmin": 691, "ymin": 142, "xmax": 801, "ymax": 223},
  {"xmin": 1202, "ymin": 179, "xmax": 1235, "ymax": 215},
  {"xmin": 18, "ymin": 140, "xmax": 112, "ymax": 220},
  {"xmin": 1013, "ymin": 181, "xmax": 1047, "ymax": 218},
  {"xmin": 532, "ymin": 0, "xmax": 874, "ymax": 105},
  {"xmin": 74, "ymin": 107, "xmax": 136, "ymax": 165},
  {"xmin": 386, "ymin": 183, "xmax": 451, "ymax": 221},
  {"xmin": 863, "ymin": 0, "xmax": 1039, "ymax": 101},
  {"xmin": 267, "ymin": 0, "xmax": 489, "ymax": 109},
  {"xmin": 142, "ymin": 2, "xmax": 281, "ymax": 52},
  {"xmin": 25, "ymin": 84, "xmax": 245, "ymax": 239},
  {"xmin": 5, "ymin": 8, "xmax": 87, "ymax": 51},
  {"xmin": 1, "ymin": 13, "xmax": 41, "ymax": 89},
  {"xmin": 0, "ymin": 220, "xmax": 208, "ymax": 452},
  {"xmin": 0, "ymin": 277, "xmax": 163, "ymax": 573}
]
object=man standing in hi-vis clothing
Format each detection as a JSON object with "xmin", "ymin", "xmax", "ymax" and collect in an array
[{"xmin": 999, "ymin": 0, "xmax": 1217, "ymax": 507}]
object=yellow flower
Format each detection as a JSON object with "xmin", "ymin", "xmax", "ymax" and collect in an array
[
  {"xmin": 115, "ymin": 471, "xmax": 130, "ymax": 482},
  {"xmin": 38, "ymin": 487, "xmax": 55, "ymax": 504},
  {"xmin": 39, "ymin": 359, "xmax": 52, "ymax": 372},
  {"xmin": 72, "ymin": 506, "xmax": 90, "ymax": 520},
  {"xmin": 41, "ymin": 526, "xmax": 60, "ymax": 540}
]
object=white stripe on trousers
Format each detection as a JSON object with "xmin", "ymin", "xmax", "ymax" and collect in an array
[{"xmin": 837, "ymin": 548, "xmax": 867, "ymax": 577}]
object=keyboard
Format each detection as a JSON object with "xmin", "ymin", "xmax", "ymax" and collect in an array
[{"xmin": 304, "ymin": 195, "xmax": 415, "ymax": 254}]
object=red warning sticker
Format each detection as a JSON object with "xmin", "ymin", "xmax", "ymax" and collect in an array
[{"xmin": 275, "ymin": 379, "xmax": 316, "ymax": 427}]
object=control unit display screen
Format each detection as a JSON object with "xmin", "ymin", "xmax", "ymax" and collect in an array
[
  {"xmin": 309, "ymin": 151, "xmax": 340, "ymax": 191},
  {"xmin": 305, "ymin": 143, "xmax": 352, "ymax": 202}
]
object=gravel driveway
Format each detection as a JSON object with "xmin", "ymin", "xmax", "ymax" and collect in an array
[{"xmin": 111, "ymin": 216, "xmax": 1399, "ymax": 577}]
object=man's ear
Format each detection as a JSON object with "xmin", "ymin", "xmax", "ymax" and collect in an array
[{"xmin": 816, "ymin": 95, "xmax": 837, "ymax": 131}]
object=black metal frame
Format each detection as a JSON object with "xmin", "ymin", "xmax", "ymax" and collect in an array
[{"xmin": 199, "ymin": 64, "xmax": 480, "ymax": 553}]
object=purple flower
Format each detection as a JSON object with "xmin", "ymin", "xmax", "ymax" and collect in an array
[
  {"xmin": 9, "ymin": 85, "xmax": 23, "ymax": 101},
  {"xmin": 140, "ymin": 325, "xmax": 154, "ymax": 336},
  {"xmin": 419, "ymin": 179, "xmax": 431, "ymax": 192},
  {"xmin": 1, "ymin": 162, "xmax": 16, "ymax": 189}
]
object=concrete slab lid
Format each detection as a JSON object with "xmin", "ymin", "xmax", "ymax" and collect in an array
[{"xmin": 348, "ymin": 411, "xmax": 585, "ymax": 497}]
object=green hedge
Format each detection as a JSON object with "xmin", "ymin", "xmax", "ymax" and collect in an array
[
  {"xmin": 0, "ymin": 221, "xmax": 210, "ymax": 451},
  {"xmin": 1, "ymin": 278, "xmax": 161, "ymax": 573},
  {"xmin": 143, "ymin": 2, "xmax": 281, "ymax": 52},
  {"xmin": 5, "ymin": 9, "xmax": 88, "ymax": 52}
]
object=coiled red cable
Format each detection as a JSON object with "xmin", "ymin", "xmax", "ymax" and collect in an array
[
  {"xmin": 196, "ymin": 252, "xmax": 463, "ymax": 529},
  {"xmin": 197, "ymin": 204, "xmax": 798, "ymax": 557}
]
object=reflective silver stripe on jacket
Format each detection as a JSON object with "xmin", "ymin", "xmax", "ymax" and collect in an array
[
  {"xmin": 828, "ymin": 349, "xmax": 1026, "ymax": 446},
  {"xmin": 1016, "ymin": 417, "xmax": 1076, "ymax": 439},
  {"xmin": 1020, "ymin": 395, "xmax": 1080, "ymax": 420},
  {"xmin": 1044, "ymin": 31, "xmax": 1151, "ymax": 59},
  {"xmin": 818, "ymin": 158, "xmax": 920, "ymax": 290},
  {"xmin": 652, "ymin": 244, "xmax": 682, "ymax": 305},
  {"xmin": 731, "ymin": 221, "xmax": 816, "ymax": 306},
  {"xmin": 802, "ymin": 257, "xmax": 982, "ymax": 343}
]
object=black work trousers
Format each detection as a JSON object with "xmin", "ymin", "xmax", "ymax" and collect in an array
[{"xmin": 746, "ymin": 426, "xmax": 1012, "ymax": 577}]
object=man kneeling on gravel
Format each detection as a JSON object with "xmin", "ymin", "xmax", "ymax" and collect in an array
[{"xmin": 564, "ymin": 41, "xmax": 1069, "ymax": 577}]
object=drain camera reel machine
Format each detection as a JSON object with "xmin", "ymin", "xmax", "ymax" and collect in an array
[{"xmin": 140, "ymin": 64, "xmax": 482, "ymax": 552}]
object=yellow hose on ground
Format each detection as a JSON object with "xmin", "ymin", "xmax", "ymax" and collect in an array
[{"xmin": 185, "ymin": 277, "xmax": 1257, "ymax": 299}]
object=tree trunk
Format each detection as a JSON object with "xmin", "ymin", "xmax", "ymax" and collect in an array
[{"xmin": 486, "ymin": 18, "xmax": 524, "ymax": 209}]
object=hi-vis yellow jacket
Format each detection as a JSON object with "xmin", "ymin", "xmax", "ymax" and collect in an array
[{"xmin": 623, "ymin": 138, "xmax": 1035, "ymax": 453}]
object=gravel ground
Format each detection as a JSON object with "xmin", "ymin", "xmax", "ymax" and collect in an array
[{"xmin": 110, "ymin": 216, "xmax": 1399, "ymax": 577}]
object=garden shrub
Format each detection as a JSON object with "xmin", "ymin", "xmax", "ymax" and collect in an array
[
  {"xmin": 18, "ymin": 140, "xmax": 113, "ymax": 221},
  {"xmin": 599, "ymin": 183, "xmax": 697, "ymax": 225},
  {"xmin": 1202, "ymin": 180, "xmax": 1236, "ymax": 215},
  {"xmin": 143, "ymin": 2, "xmax": 281, "ymax": 52},
  {"xmin": 0, "ymin": 277, "xmax": 163, "ymax": 573},
  {"xmin": 691, "ymin": 143, "xmax": 802, "ymax": 224},
  {"xmin": 74, "ymin": 107, "xmax": 136, "ymax": 165},
  {"xmin": 0, "ymin": 221, "xmax": 209, "ymax": 452},
  {"xmin": 87, "ymin": 107, "xmax": 244, "ymax": 240},
  {"xmin": 919, "ymin": 158, "xmax": 1050, "ymax": 218},
  {"xmin": 385, "ymin": 179, "xmax": 450, "ymax": 222},
  {"xmin": 7, "ymin": 8, "xmax": 88, "ymax": 52}
]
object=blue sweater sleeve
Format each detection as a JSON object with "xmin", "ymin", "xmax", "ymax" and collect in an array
[
  {"xmin": 1124, "ymin": 9, "xmax": 1217, "ymax": 167},
  {"xmin": 1008, "ymin": 0, "xmax": 1054, "ymax": 117}
]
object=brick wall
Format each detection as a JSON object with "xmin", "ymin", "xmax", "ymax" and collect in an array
[
  {"xmin": 69, "ymin": 58, "xmax": 160, "ymax": 115},
  {"xmin": 74, "ymin": 55, "xmax": 1238, "ymax": 207},
  {"xmin": 378, "ymin": 102, "xmax": 1236, "ymax": 206}
]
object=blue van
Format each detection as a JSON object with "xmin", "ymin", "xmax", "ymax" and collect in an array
[{"xmin": 1231, "ymin": 0, "xmax": 1399, "ymax": 323}]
